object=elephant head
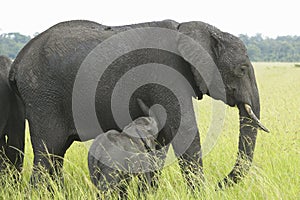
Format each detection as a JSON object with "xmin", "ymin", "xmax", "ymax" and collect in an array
[{"xmin": 177, "ymin": 21, "xmax": 269, "ymax": 187}]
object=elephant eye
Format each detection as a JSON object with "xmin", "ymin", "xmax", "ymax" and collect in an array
[
  {"xmin": 241, "ymin": 65, "xmax": 248, "ymax": 73},
  {"xmin": 234, "ymin": 65, "xmax": 248, "ymax": 77}
]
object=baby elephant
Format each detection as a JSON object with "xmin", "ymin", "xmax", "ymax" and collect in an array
[{"xmin": 88, "ymin": 99, "xmax": 159, "ymax": 197}]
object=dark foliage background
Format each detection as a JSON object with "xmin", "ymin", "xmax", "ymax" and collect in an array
[
  {"xmin": 239, "ymin": 34, "xmax": 300, "ymax": 62},
  {"xmin": 0, "ymin": 33, "xmax": 31, "ymax": 59}
]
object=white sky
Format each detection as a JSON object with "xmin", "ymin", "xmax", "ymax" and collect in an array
[{"xmin": 0, "ymin": 0, "xmax": 299, "ymax": 37}]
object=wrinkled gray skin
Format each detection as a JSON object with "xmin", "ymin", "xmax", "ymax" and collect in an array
[
  {"xmin": 0, "ymin": 55, "xmax": 25, "ymax": 172},
  {"xmin": 10, "ymin": 20, "xmax": 266, "ymax": 188},
  {"xmin": 88, "ymin": 99, "xmax": 159, "ymax": 197}
]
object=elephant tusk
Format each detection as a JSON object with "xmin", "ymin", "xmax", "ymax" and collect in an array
[{"xmin": 244, "ymin": 104, "xmax": 270, "ymax": 133}]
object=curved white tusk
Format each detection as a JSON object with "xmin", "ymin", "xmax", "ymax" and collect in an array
[{"xmin": 244, "ymin": 104, "xmax": 270, "ymax": 133}]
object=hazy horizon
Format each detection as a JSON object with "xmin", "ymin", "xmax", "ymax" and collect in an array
[{"xmin": 0, "ymin": 0, "xmax": 299, "ymax": 38}]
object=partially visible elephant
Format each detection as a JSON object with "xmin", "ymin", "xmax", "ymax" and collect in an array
[
  {"xmin": 9, "ymin": 19, "xmax": 268, "ymax": 188},
  {"xmin": 88, "ymin": 99, "xmax": 159, "ymax": 197},
  {"xmin": 0, "ymin": 55, "xmax": 25, "ymax": 172}
]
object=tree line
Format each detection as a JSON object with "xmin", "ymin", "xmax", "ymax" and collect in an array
[
  {"xmin": 0, "ymin": 32, "xmax": 300, "ymax": 62},
  {"xmin": 0, "ymin": 33, "xmax": 31, "ymax": 59},
  {"xmin": 239, "ymin": 34, "xmax": 300, "ymax": 62}
]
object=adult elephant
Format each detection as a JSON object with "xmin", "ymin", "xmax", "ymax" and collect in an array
[
  {"xmin": 9, "ymin": 20, "xmax": 268, "ymax": 188},
  {"xmin": 0, "ymin": 55, "xmax": 25, "ymax": 172}
]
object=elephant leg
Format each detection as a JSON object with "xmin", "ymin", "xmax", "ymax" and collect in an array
[
  {"xmin": 171, "ymin": 105, "xmax": 204, "ymax": 190},
  {"xmin": 31, "ymin": 152, "xmax": 65, "ymax": 185},
  {"xmin": 177, "ymin": 132, "xmax": 204, "ymax": 190},
  {"xmin": 0, "ymin": 122, "xmax": 7, "ymax": 153},
  {"xmin": 137, "ymin": 173, "xmax": 151, "ymax": 197},
  {"xmin": 30, "ymin": 137, "xmax": 70, "ymax": 188},
  {"xmin": 0, "ymin": 98, "xmax": 9, "ymax": 159},
  {"xmin": 118, "ymin": 175, "xmax": 131, "ymax": 200},
  {"xmin": 134, "ymin": 141, "xmax": 170, "ymax": 194},
  {"xmin": 27, "ymin": 112, "xmax": 72, "ymax": 187},
  {"xmin": 149, "ymin": 146, "xmax": 169, "ymax": 189},
  {"xmin": 6, "ymin": 102, "xmax": 25, "ymax": 172},
  {"xmin": 143, "ymin": 126, "xmax": 172, "ymax": 191},
  {"xmin": 0, "ymin": 130, "xmax": 7, "ymax": 170}
]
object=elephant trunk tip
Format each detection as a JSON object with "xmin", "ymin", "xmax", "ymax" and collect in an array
[
  {"xmin": 216, "ymin": 177, "xmax": 236, "ymax": 190},
  {"xmin": 216, "ymin": 165, "xmax": 249, "ymax": 190}
]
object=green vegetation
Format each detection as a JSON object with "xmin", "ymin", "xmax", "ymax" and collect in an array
[
  {"xmin": 239, "ymin": 34, "xmax": 300, "ymax": 62},
  {"xmin": 0, "ymin": 33, "xmax": 31, "ymax": 59},
  {"xmin": 1, "ymin": 32, "xmax": 300, "ymax": 62},
  {"xmin": 0, "ymin": 63, "xmax": 299, "ymax": 199}
]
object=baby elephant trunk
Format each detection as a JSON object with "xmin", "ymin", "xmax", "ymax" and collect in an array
[
  {"xmin": 136, "ymin": 98, "xmax": 160, "ymax": 150},
  {"xmin": 137, "ymin": 98, "xmax": 158, "ymax": 123}
]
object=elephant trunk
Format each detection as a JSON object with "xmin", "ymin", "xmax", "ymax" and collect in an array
[{"xmin": 218, "ymin": 93, "xmax": 267, "ymax": 188}]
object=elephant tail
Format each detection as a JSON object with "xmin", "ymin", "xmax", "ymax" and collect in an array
[{"xmin": 8, "ymin": 65, "xmax": 21, "ymax": 99}]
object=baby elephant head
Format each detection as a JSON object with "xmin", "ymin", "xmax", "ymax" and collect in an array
[
  {"xmin": 131, "ymin": 116, "xmax": 159, "ymax": 150},
  {"xmin": 123, "ymin": 99, "xmax": 160, "ymax": 151}
]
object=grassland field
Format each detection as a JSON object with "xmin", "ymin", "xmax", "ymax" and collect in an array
[{"xmin": 0, "ymin": 62, "xmax": 299, "ymax": 199}]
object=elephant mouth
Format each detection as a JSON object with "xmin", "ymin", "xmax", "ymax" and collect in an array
[
  {"xmin": 238, "ymin": 103, "xmax": 269, "ymax": 133},
  {"xmin": 226, "ymin": 95, "xmax": 237, "ymax": 107}
]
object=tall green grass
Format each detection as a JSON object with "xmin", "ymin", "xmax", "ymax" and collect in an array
[{"xmin": 0, "ymin": 63, "xmax": 299, "ymax": 199}]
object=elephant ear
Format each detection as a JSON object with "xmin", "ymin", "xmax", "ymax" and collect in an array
[
  {"xmin": 177, "ymin": 33, "xmax": 226, "ymax": 101},
  {"xmin": 210, "ymin": 31, "xmax": 226, "ymax": 59}
]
